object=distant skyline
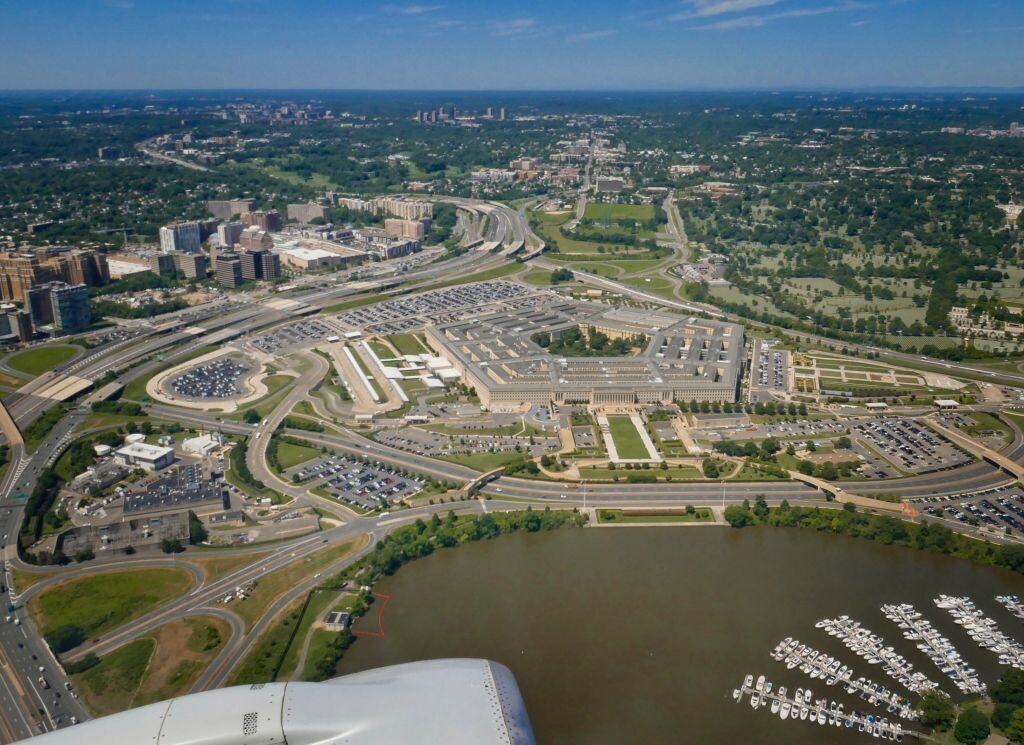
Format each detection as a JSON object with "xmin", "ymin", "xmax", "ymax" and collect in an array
[{"xmin": 0, "ymin": 0, "xmax": 1022, "ymax": 91}]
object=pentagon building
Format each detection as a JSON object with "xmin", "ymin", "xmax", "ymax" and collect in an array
[{"xmin": 425, "ymin": 298, "xmax": 743, "ymax": 411}]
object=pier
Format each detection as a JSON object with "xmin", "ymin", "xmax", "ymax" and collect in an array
[
  {"xmin": 819, "ymin": 616, "xmax": 938, "ymax": 693},
  {"xmin": 772, "ymin": 638, "xmax": 920, "ymax": 720},
  {"xmin": 732, "ymin": 674, "xmax": 919, "ymax": 740},
  {"xmin": 882, "ymin": 603, "xmax": 985, "ymax": 695},
  {"xmin": 936, "ymin": 595, "xmax": 1024, "ymax": 669}
]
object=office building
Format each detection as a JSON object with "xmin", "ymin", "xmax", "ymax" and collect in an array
[
  {"xmin": 242, "ymin": 210, "xmax": 282, "ymax": 232},
  {"xmin": 287, "ymin": 203, "xmax": 332, "ymax": 224},
  {"xmin": 384, "ymin": 218, "xmax": 427, "ymax": 240},
  {"xmin": 4, "ymin": 308, "xmax": 33, "ymax": 342},
  {"xmin": 206, "ymin": 198, "xmax": 256, "ymax": 220},
  {"xmin": 114, "ymin": 442, "xmax": 176, "ymax": 472},
  {"xmin": 215, "ymin": 253, "xmax": 243, "ymax": 288},
  {"xmin": 147, "ymin": 252, "xmax": 176, "ymax": 275},
  {"xmin": 159, "ymin": 222, "xmax": 202, "ymax": 254},
  {"xmin": 237, "ymin": 226, "xmax": 273, "ymax": 251},
  {"xmin": 0, "ymin": 248, "xmax": 108, "ymax": 303},
  {"xmin": 217, "ymin": 221, "xmax": 245, "ymax": 247},
  {"xmin": 25, "ymin": 284, "xmax": 54, "ymax": 326},
  {"xmin": 50, "ymin": 282, "xmax": 91, "ymax": 333},
  {"xmin": 172, "ymin": 252, "xmax": 208, "ymax": 279}
]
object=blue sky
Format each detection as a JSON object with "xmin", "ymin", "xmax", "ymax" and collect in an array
[{"xmin": 0, "ymin": 0, "xmax": 1021, "ymax": 90}]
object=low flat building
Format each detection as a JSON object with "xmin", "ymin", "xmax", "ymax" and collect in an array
[{"xmin": 115, "ymin": 442, "xmax": 176, "ymax": 472}]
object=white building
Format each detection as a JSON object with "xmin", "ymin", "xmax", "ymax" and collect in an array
[
  {"xmin": 159, "ymin": 222, "xmax": 201, "ymax": 254},
  {"xmin": 114, "ymin": 443, "xmax": 176, "ymax": 472}
]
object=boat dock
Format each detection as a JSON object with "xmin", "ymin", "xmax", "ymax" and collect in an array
[
  {"xmin": 732, "ymin": 674, "xmax": 916, "ymax": 740},
  {"xmin": 996, "ymin": 595, "xmax": 1024, "ymax": 621},
  {"xmin": 771, "ymin": 638, "xmax": 920, "ymax": 720},
  {"xmin": 936, "ymin": 595, "xmax": 1024, "ymax": 669},
  {"xmin": 818, "ymin": 616, "xmax": 938, "ymax": 693},
  {"xmin": 882, "ymin": 603, "xmax": 986, "ymax": 695}
]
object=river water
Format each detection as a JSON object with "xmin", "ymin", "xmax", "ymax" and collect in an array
[{"xmin": 339, "ymin": 526, "xmax": 1024, "ymax": 744}]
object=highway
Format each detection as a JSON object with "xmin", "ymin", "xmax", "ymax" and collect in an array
[{"xmin": 1, "ymin": 189, "xmax": 1024, "ymax": 740}]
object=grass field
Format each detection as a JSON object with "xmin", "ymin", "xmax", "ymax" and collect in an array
[
  {"xmin": 962, "ymin": 412, "xmax": 1013, "ymax": 444},
  {"xmin": 232, "ymin": 539, "xmax": 362, "ymax": 631},
  {"xmin": 323, "ymin": 294, "xmax": 387, "ymax": 314},
  {"xmin": 606, "ymin": 416, "xmax": 650, "ymax": 460},
  {"xmin": 227, "ymin": 374, "xmax": 295, "ymax": 421},
  {"xmin": 188, "ymin": 553, "xmax": 272, "ymax": 583},
  {"xmin": 72, "ymin": 638, "xmax": 154, "ymax": 716},
  {"xmin": 276, "ymin": 590, "xmax": 339, "ymax": 680},
  {"xmin": 597, "ymin": 508, "xmax": 713, "ymax": 524},
  {"xmin": 228, "ymin": 596, "xmax": 304, "ymax": 685},
  {"xmin": 578, "ymin": 466, "xmax": 703, "ymax": 481},
  {"xmin": 30, "ymin": 568, "xmax": 194, "ymax": 639},
  {"xmin": 418, "ymin": 261, "xmax": 521, "ymax": 291},
  {"xmin": 275, "ymin": 439, "xmax": 320, "ymax": 470},
  {"xmin": 6, "ymin": 344, "xmax": 80, "ymax": 376},
  {"xmin": 388, "ymin": 333, "xmax": 427, "ymax": 356}
]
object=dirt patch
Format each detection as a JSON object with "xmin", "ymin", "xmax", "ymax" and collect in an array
[{"xmin": 134, "ymin": 615, "xmax": 230, "ymax": 707}]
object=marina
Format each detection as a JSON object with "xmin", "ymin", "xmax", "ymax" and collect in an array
[
  {"xmin": 771, "ymin": 638, "xmax": 920, "ymax": 720},
  {"xmin": 817, "ymin": 616, "xmax": 938, "ymax": 693},
  {"xmin": 997, "ymin": 594, "xmax": 1024, "ymax": 621},
  {"xmin": 732, "ymin": 675, "xmax": 911, "ymax": 740},
  {"xmin": 935, "ymin": 595, "xmax": 1024, "ymax": 669},
  {"xmin": 882, "ymin": 603, "xmax": 986, "ymax": 695}
]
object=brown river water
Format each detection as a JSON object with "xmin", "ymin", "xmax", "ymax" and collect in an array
[{"xmin": 339, "ymin": 526, "xmax": 1024, "ymax": 744}]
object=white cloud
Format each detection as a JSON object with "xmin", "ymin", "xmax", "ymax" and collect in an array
[
  {"xmin": 382, "ymin": 4, "xmax": 444, "ymax": 15},
  {"xmin": 566, "ymin": 29, "xmax": 618, "ymax": 42},
  {"xmin": 691, "ymin": 1, "xmax": 869, "ymax": 30},
  {"xmin": 670, "ymin": 0, "xmax": 783, "ymax": 21},
  {"xmin": 491, "ymin": 18, "xmax": 539, "ymax": 37}
]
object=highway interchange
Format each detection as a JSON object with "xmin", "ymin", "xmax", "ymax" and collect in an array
[{"xmin": 1, "ymin": 194, "xmax": 1023, "ymax": 741}]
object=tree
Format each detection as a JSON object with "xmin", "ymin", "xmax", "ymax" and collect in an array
[
  {"xmin": 1005, "ymin": 707, "xmax": 1024, "ymax": 744},
  {"xmin": 724, "ymin": 504, "xmax": 752, "ymax": 527},
  {"xmin": 993, "ymin": 669, "xmax": 1024, "ymax": 706},
  {"xmin": 188, "ymin": 511, "xmax": 208, "ymax": 545},
  {"xmin": 161, "ymin": 538, "xmax": 184, "ymax": 554},
  {"xmin": 919, "ymin": 691, "xmax": 955, "ymax": 730},
  {"xmin": 45, "ymin": 625, "xmax": 85, "ymax": 654},
  {"xmin": 836, "ymin": 436, "xmax": 852, "ymax": 449},
  {"xmin": 242, "ymin": 409, "xmax": 260, "ymax": 424},
  {"xmin": 954, "ymin": 706, "xmax": 990, "ymax": 745},
  {"xmin": 74, "ymin": 548, "xmax": 95, "ymax": 563}
]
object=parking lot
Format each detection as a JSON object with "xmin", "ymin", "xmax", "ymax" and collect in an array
[
  {"xmin": 375, "ymin": 426, "xmax": 559, "ymax": 459},
  {"xmin": 912, "ymin": 486, "xmax": 1024, "ymax": 536},
  {"xmin": 851, "ymin": 417, "xmax": 969, "ymax": 475},
  {"xmin": 336, "ymin": 281, "xmax": 532, "ymax": 335},
  {"xmin": 283, "ymin": 453, "xmax": 424, "ymax": 511},
  {"xmin": 169, "ymin": 357, "xmax": 251, "ymax": 399},
  {"xmin": 252, "ymin": 319, "xmax": 335, "ymax": 354},
  {"xmin": 752, "ymin": 343, "xmax": 789, "ymax": 393}
]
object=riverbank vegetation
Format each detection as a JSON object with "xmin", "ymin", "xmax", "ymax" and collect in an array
[
  {"xmin": 724, "ymin": 498, "xmax": 1024, "ymax": 578},
  {"xmin": 231, "ymin": 509, "xmax": 585, "ymax": 685}
]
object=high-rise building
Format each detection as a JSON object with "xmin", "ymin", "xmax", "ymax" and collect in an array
[
  {"xmin": 147, "ymin": 252, "xmax": 176, "ymax": 275},
  {"xmin": 51, "ymin": 283, "xmax": 91, "ymax": 333},
  {"xmin": 159, "ymin": 222, "xmax": 201, "ymax": 254},
  {"xmin": 206, "ymin": 198, "xmax": 257, "ymax": 220},
  {"xmin": 239, "ymin": 251, "xmax": 259, "ymax": 282},
  {"xmin": 0, "ymin": 249, "xmax": 108, "ymax": 303},
  {"xmin": 30, "ymin": 282, "xmax": 91, "ymax": 334},
  {"xmin": 172, "ymin": 252, "xmax": 208, "ymax": 279},
  {"xmin": 237, "ymin": 226, "xmax": 273, "ymax": 251},
  {"xmin": 242, "ymin": 210, "xmax": 281, "ymax": 232},
  {"xmin": 384, "ymin": 218, "xmax": 427, "ymax": 240},
  {"xmin": 215, "ymin": 253, "xmax": 243, "ymax": 288},
  {"xmin": 217, "ymin": 221, "xmax": 245, "ymax": 247},
  {"xmin": 498, "ymin": 107, "xmax": 506, "ymax": 121},
  {"xmin": 261, "ymin": 252, "xmax": 281, "ymax": 280},
  {"xmin": 2, "ymin": 307, "xmax": 33, "ymax": 342}
]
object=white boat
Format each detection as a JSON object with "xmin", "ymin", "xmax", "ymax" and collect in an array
[
  {"xmin": 755, "ymin": 675, "xmax": 766, "ymax": 692},
  {"xmin": 780, "ymin": 701, "xmax": 791, "ymax": 720},
  {"xmin": 750, "ymin": 693, "xmax": 760, "ymax": 709},
  {"xmin": 732, "ymin": 689, "xmax": 741, "ymax": 702},
  {"xmin": 771, "ymin": 698, "xmax": 781, "ymax": 715}
]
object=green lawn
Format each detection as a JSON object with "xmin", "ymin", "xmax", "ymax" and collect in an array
[
  {"xmin": 961, "ymin": 412, "xmax": 1013, "ymax": 444},
  {"xmin": 275, "ymin": 439, "xmax": 320, "ymax": 470},
  {"xmin": 6, "ymin": 344, "xmax": 80, "ymax": 376},
  {"xmin": 276, "ymin": 590, "xmax": 338, "ymax": 680},
  {"xmin": 578, "ymin": 466, "xmax": 703, "ymax": 481},
  {"xmin": 597, "ymin": 508, "xmax": 713, "ymax": 524},
  {"xmin": 31, "ymin": 568, "xmax": 194, "ymax": 639},
  {"xmin": 227, "ymin": 374, "xmax": 295, "ymax": 420},
  {"xmin": 584, "ymin": 203, "xmax": 656, "ymax": 222},
  {"xmin": 417, "ymin": 261, "xmax": 521, "ymax": 291},
  {"xmin": 388, "ymin": 333, "xmax": 427, "ymax": 356},
  {"xmin": 606, "ymin": 416, "xmax": 650, "ymax": 460},
  {"xmin": 72, "ymin": 638, "xmax": 154, "ymax": 717},
  {"xmin": 323, "ymin": 294, "xmax": 386, "ymax": 314}
]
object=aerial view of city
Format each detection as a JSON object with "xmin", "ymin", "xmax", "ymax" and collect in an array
[{"xmin": 0, "ymin": 1, "xmax": 1022, "ymax": 743}]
